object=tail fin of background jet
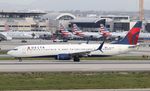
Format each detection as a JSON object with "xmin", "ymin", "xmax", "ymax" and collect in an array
[
  {"xmin": 59, "ymin": 23, "xmax": 66, "ymax": 32},
  {"xmin": 59, "ymin": 23, "xmax": 70, "ymax": 38},
  {"xmin": 114, "ymin": 21, "xmax": 142, "ymax": 45},
  {"xmin": 99, "ymin": 24, "xmax": 111, "ymax": 37},
  {"xmin": 72, "ymin": 24, "xmax": 81, "ymax": 32},
  {"xmin": 99, "ymin": 24, "xmax": 109, "ymax": 32},
  {"xmin": 4, "ymin": 22, "xmax": 11, "ymax": 32},
  {"xmin": 72, "ymin": 24, "xmax": 83, "ymax": 36}
]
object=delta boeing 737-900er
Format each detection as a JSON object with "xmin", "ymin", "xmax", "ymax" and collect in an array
[{"xmin": 7, "ymin": 21, "xmax": 142, "ymax": 62}]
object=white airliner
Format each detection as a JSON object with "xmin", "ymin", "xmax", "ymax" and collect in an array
[
  {"xmin": 0, "ymin": 31, "xmax": 52, "ymax": 40},
  {"xmin": 72, "ymin": 24, "xmax": 102, "ymax": 39},
  {"xmin": 0, "ymin": 23, "xmax": 33, "ymax": 40},
  {"xmin": 0, "ymin": 30, "xmax": 52, "ymax": 41},
  {"xmin": 0, "ymin": 22, "xmax": 51, "ymax": 41},
  {"xmin": 7, "ymin": 21, "xmax": 142, "ymax": 62},
  {"xmin": 0, "ymin": 32, "xmax": 34, "ymax": 40}
]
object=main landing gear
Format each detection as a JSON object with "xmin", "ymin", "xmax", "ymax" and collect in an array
[
  {"xmin": 73, "ymin": 55, "xmax": 80, "ymax": 62},
  {"xmin": 15, "ymin": 57, "xmax": 22, "ymax": 62}
]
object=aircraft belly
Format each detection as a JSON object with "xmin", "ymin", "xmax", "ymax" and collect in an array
[{"xmin": 90, "ymin": 50, "xmax": 117, "ymax": 56}]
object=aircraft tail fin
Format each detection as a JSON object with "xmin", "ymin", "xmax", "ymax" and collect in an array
[
  {"xmin": 4, "ymin": 22, "xmax": 11, "ymax": 32},
  {"xmin": 59, "ymin": 23, "xmax": 66, "ymax": 32},
  {"xmin": 72, "ymin": 24, "xmax": 81, "ymax": 32},
  {"xmin": 114, "ymin": 21, "xmax": 142, "ymax": 45},
  {"xmin": 99, "ymin": 24, "xmax": 111, "ymax": 37},
  {"xmin": 99, "ymin": 24, "xmax": 109, "ymax": 32}
]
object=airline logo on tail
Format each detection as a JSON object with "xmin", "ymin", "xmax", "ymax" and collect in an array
[
  {"xmin": 99, "ymin": 24, "xmax": 111, "ymax": 37},
  {"xmin": 59, "ymin": 24, "xmax": 65, "ymax": 32},
  {"xmin": 4, "ymin": 22, "xmax": 11, "ymax": 32},
  {"xmin": 115, "ymin": 21, "xmax": 142, "ymax": 45},
  {"xmin": 72, "ymin": 24, "xmax": 78, "ymax": 32},
  {"xmin": 72, "ymin": 24, "xmax": 84, "ymax": 37},
  {"xmin": 59, "ymin": 24, "xmax": 70, "ymax": 37}
]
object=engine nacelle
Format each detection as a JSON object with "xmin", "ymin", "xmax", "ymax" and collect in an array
[{"xmin": 56, "ymin": 54, "xmax": 72, "ymax": 60}]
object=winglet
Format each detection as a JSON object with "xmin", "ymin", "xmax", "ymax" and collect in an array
[{"xmin": 97, "ymin": 40, "xmax": 105, "ymax": 52}]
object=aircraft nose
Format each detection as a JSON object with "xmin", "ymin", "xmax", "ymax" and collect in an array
[
  {"xmin": 7, "ymin": 50, "xmax": 12, "ymax": 55},
  {"xmin": 7, "ymin": 50, "xmax": 15, "ymax": 56}
]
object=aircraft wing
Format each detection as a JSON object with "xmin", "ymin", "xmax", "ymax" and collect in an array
[
  {"xmin": 68, "ymin": 41, "xmax": 105, "ymax": 57},
  {"xmin": 71, "ymin": 50, "xmax": 91, "ymax": 57}
]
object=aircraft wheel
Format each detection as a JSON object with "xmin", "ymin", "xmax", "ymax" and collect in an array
[
  {"xmin": 73, "ymin": 56, "xmax": 80, "ymax": 62},
  {"xmin": 17, "ymin": 57, "xmax": 22, "ymax": 62}
]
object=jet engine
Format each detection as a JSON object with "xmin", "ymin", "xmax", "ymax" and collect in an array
[{"xmin": 56, "ymin": 54, "xmax": 72, "ymax": 60}]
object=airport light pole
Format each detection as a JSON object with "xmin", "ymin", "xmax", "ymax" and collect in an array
[{"xmin": 139, "ymin": 0, "xmax": 144, "ymax": 21}]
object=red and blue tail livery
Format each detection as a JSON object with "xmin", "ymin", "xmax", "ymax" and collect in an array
[{"xmin": 115, "ymin": 21, "xmax": 142, "ymax": 45}]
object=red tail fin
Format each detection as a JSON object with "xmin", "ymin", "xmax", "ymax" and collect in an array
[
  {"xmin": 59, "ymin": 23, "xmax": 65, "ymax": 32},
  {"xmin": 72, "ymin": 24, "xmax": 78, "ymax": 32},
  {"xmin": 114, "ymin": 21, "xmax": 142, "ymax": 45},
  {"xmin": 99, "ymin": 24, "xmax": 111, "ymax": 37}
]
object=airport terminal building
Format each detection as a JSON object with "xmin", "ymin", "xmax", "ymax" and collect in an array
[
  {"xmin": 43, "ymin": 12, "xmax": 76, "ymax": 33},
  {"xmin": 101, "ymin": 15, "xmax": 130, "ymax": 32},
  {"xmin": 0, "ymin": 11, "xmax": 77, "ymax": 33},
  {"xmin": 1, "ymin": 11, "xmax": 150, "ymax": 33},
  {"xmin": 0, "ymin": 11, "xmax": 48, "ymax": 31}
]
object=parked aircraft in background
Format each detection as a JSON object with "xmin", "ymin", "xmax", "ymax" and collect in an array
[
  {"xmin": 99, "ymin": 24, "xmax": 111, "ymax": 38},
  {"xmin": 72, "ymin": 24, "xmax": 102, "ymax": 39},
  {"xmin": 0, "ymin": 23, "xmax": 51, "ymax": 41},
  {"xmin": 0, "ymin": 32, "xmax": 33, "ymax": 40},
  {"xmin": 0, "ymin": 22, "xmax": 33, "ymax": 40},
  {"xmin": 0, "ymin": 31, "xmax": 52, "ymax": 41},
  {"xmin": 59, "ymin": 23, "xmax": 82, "ymax": 39},
  {"xmin": 7, "ymin": 21, "xmax": 142, "ymax": 62}
]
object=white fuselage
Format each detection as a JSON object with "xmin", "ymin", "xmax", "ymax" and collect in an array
[
  {"xmin": 7, "ymin": 43, "xmax": 135, "ymax": 58},
  {"xmin": 75, "ymin": 31, "xmax": 102, "ymax": 39},
  {"xmin": 0, "ymin": 31, "xmax": 52, "ymax": 40},
  {"xmin": 61, "ymin": 31, "xmax": 82, "ymax": 39},
  {"xmin": 3, "ymin": 32, "xmax": 33, "ymax": 39}
]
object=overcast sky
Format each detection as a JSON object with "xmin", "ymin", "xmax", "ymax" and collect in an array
[{"xmin": 0, "ymin": 0, "xmax": 149, "ymax": 11}]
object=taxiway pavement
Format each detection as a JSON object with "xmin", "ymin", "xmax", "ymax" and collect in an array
[{"xmin": 0, "ymin": 60, "xmax": 150, "ymax": 72}]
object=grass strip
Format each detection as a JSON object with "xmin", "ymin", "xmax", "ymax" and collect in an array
[
  {"xmin": 0, "ymin": 51, "xmax": 7, "ymax": 54},
  {"xmin": 0, "ymin": 72, "xmax": 150, "ymax": 90}
]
